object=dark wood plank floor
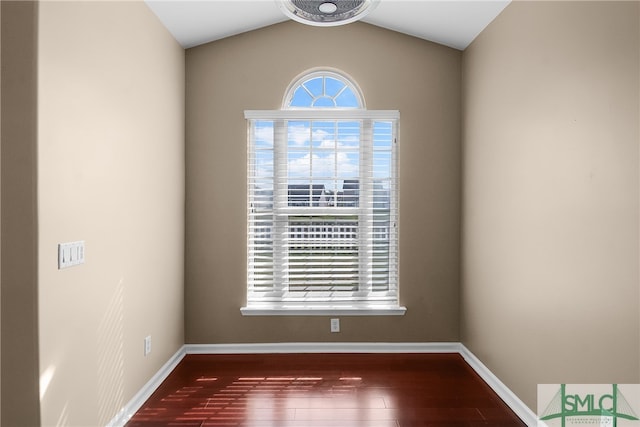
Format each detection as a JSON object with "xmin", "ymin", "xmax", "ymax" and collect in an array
[{"xmin": 126, "ymin": 353, "xmax": 526, "ymax": 427}]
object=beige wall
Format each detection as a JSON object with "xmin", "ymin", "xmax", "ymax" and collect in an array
[
  {"xmin": 462, "ymin": 0, "xmax": 640, "ymax": 411},
  {"xmin": 37, "ymin": 2, "xmax": 184, "ymax": 425},
  {"xmin": 185, "ymin": 21, "xmax": 462, "ymax": 343},
  {"xmin": 1, "ymin": 2, "xmax": 40, "ymax": 425},
  {"xmin": 1, "ymin": 3, "xmax": 2, "ymax": 420},
  {"xmin": 1, "ymin": 2, "xmax": 2, "ymax": 421}
]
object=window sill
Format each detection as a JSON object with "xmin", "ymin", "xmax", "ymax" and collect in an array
[{"xmin": 240, "ymin": 306, "xmax": 407, "ymax": 316}]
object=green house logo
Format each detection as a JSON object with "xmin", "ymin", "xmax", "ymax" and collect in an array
[{"xmin": 539, "ymin": 384, "xmax": 640, "ymax": 427}]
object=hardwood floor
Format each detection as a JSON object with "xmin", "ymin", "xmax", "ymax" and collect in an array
[{"xmin": 126, "ymin": 353, "xmax": 526, "ymax": 427}]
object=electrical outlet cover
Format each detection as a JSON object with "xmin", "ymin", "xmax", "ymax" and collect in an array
[{"xmin": 330, "ymin": 318, "xmax": 340, "ymax": 333}]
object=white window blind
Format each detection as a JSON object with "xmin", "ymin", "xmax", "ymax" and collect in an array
[{"xmin": 245, "ymin": 109, "xmax": 400, "ymax": 312}]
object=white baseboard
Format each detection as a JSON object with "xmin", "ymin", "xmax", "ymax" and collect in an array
[
  {"xmin": 185, "ymin": 341, "xmax": 462, "ymax": 354},
  {"xmin": 108, "ymin": 342, "xmax": 536, "ymax": 427},
  {"xmin": 459, "ymin": 344, "xmax": 538, "ymax": 426},
  {"xmin": 107, "ymin": 346, "xmax": 186, "ymax": 427}
]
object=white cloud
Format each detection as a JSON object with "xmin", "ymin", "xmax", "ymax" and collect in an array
[
  {"xmin": 253, "ymin": 121, "xmax": 362, "ymax": 183},
  {"xmin": 288, "ymin": 122, "xmax": 360, "ymax": 150},
  {"xmin": 288, "ymin": 152, "xmax": 359, "ymax": 180},
  {"xmin": 288, "ymin": 123, "xmax": 333, "ymax": 147},
  {"xmin": 254, "ymin": 124, "xmax": 274, "ymax": 147}
]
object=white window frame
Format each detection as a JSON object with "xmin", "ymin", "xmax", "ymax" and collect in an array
[
  {"xmin": 283, "ymin": 68, "xmax": 365, "ymax": 109},
  {"xmin": 242, "ymin": 72, "xmax": 404, "ymax": 316}
]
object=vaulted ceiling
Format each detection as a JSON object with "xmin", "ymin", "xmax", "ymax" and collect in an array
[{"xmin": 145, "ymin": 0, "xmax": 511, "ymax": 50}]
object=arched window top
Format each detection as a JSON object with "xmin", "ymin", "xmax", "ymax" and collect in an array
[{"xmin": 283, "ymin": 69, "xmax": 365, "ymax": 109}]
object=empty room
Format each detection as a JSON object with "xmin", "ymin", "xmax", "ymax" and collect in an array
[{"xmin": 1, "ymin": 0, "xmax": 639, "ymax": 426}]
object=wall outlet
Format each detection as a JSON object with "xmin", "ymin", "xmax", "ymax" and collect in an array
[
  {"xmin": 330, "ymin": 318, "xmax": 340, "ymax": 333},
  {"xmin": 144, "ymin": 335, "xmax": 151, "ymax": 356}
]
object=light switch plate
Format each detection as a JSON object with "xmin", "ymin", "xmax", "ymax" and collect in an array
[
  {"xmin": 144, "ymin": 336, "xmax": 152, "ymax": 356},
  {"xmin": 58, "ymin": 241, "xmax": 85, "ymax": 269}
]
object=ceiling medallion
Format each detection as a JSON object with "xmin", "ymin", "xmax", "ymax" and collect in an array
[{"xmin": 277, "ymin": 0, "xmax": 380, "ymax": 27}]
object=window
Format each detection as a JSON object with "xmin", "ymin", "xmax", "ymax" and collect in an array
[{"xmin": 243, "ymin": 69, "xmax": 403, "ymax": 315}]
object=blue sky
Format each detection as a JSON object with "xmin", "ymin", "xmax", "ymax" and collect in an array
[{"xmin": 253, "ymin": 119, "xmax": 393, "ymax": 193}]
